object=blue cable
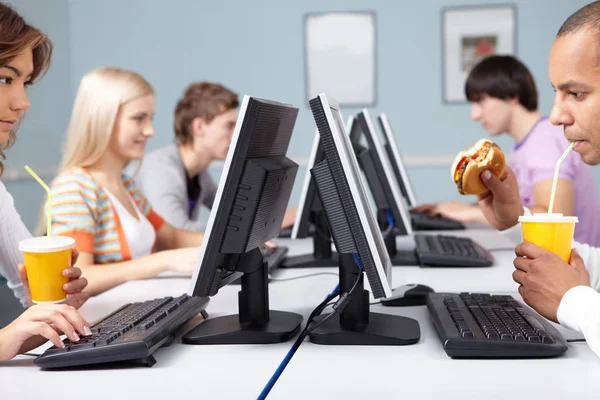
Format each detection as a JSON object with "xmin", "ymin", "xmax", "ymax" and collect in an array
[
  {"xmin": 257, "ymin": 340, "xmax": 301, "ymax": 400},
  {"xmin": 320, "ymin": 255, "xmax": 362, "ymax": 317},
  {"xmin": 258, "ymin": 254, "xmax": 368, "ymax": 399},
  {"xmin": 353, "ymin": 253, "xmax": 364, "ymax": 270},
  {"xmin": 328, "ymin": 283, "xmax": 340, "ymax": 298},
  {"xmin": 385, "ymin": 208, "xmax": 396, "ymax": 229},
  {"xmin": 315, "ymin": 283, "xmax": 339, "ymax": 317},
  {"xmin": 257, "ymin": 286, "xmax": 340, "ymax": 400}
]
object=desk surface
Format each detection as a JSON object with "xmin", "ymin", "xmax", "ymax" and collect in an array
[{"xmin": 2, "ymin": 229, "xmax": 598, "ymax": 399}]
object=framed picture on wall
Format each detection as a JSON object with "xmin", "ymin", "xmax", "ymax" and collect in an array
[
  {"xmin": 442, "ymin": 4, "xmax": 517, "ymax": 103},
  {"xmin": 304, "ymin": 11, "xmax": 376, "ymax": 106}
]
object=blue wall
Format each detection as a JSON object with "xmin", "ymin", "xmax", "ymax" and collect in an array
[
  {"xmin": 67, "ymin": 0, "xmax": 588, "ymax": 154},
  {"xmin": 4, "ymin": 0, "xmax": 595, "ymax": 230}
]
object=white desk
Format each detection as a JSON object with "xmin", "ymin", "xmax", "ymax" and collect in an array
[{"xmin": 2, "ymin": 229, "xmax": 599, "ymax": 399}]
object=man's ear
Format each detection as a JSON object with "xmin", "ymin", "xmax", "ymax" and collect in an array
[
  {"xmin": 507, "ymin": 96, "xmax": 520, "ymax": 106},
  {"xmin": 191, "ymin": 117, "xmax": 206, "ymax": 138}
]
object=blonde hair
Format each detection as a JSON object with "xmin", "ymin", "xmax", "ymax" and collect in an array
[
  {"xmin": 57, "ymin": 67, "xmax": 154, "ymax": 173},
  {"xmin": 35, "ymin": 67, "xmax": 154, "ymax": 234}
]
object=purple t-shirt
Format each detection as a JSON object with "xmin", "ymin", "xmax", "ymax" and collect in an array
[{"xmin": 509, "ymin": 117, "xmax": 600, "ymax": 246}]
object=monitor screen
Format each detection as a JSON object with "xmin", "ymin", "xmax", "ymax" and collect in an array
[
  {"xmin": 378, "ymin": 112, "xmax": 418, "ymax": 207},
  {"xmin": 290, "ymin": 130, "xmax": 321, "ymax": 240},
  {"xmin": 356, "ymin": 109, "xmax": 413, "ymax": 236}
]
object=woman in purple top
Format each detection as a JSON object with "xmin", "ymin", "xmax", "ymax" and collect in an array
[{"xmin": 416, "ymin": 55, "xmax": 600, "ymax": 246}]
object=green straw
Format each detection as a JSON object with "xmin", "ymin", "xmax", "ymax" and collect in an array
[
  {"xmin": 24, "ymin": 165, "xmax": 52, "ymax": 236},
  {"xmin": 548, "ymin": 142, "xmax": 575, "ymax": 214}
]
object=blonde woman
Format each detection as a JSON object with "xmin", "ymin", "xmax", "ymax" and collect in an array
[{"xmin": 43, "ymin": 67, "xmax": 203, "ymax": 296}]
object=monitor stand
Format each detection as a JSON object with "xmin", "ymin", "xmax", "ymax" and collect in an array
[
  {"xmin": 377, "ymin": 209, "xmax": 419, "ymax": 266},
  {"xmin": 308, "ymin": 254, "xmax": 420, "ymax": 345},
  {"xmin": 280, "ymin": 210, "xmax": 339, "ymax": 268},
  {"xmin": 182, "ymin": 248, "xmax": 303, "ymax": 344}
]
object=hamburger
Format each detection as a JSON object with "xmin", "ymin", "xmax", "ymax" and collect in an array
[{"xmin": 451, "ymin": 139, "xmax": 506, "ymax": 195}]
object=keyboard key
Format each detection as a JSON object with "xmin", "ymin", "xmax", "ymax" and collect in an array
[
  {"xmin": 168, "ymin": 303, "xmax": 179, "ymax": 313},
  {"xmin": 69, "ymin": 342, "xmax": 96, "ymax": 351},
  {"xmin": 542, "ymin": 336, "xmax": 555, "ymax": 344},
  {"xmin": 92, "ymin": 325, "xmax": 118, "ymax": 333},
  {"xmin": 154, "ymin": 311, "xmax": 168, "ymax": 323},
  {"xmin": 95, "ymin": 338, "xmax": 111, "ymax": 346},
  {"xmin": 522, "ymin": 314, "xmax": 546, "ymax": 333}
]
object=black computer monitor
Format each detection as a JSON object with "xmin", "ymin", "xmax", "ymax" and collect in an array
[
  {"xmin": 377, "ymin": 112, "xmax": 418, "ymax": 207},
  {"xmin": 352, "ymin": 109, "xmax": 418, "ymax": 265},
  {"xmin": 353, "ymin": 112, "xmax": 410, "ymax": 235},
  {"xmin": 282, "ymin": 116, "xmax": 358, "ymax": 269},
  {"xmin": 306, "ymin": 93, "xmax": 420, "ymax": 345},
  {"xmin": 283, "ymin": 130, "xmax": 337, "ymax": 268},
  {"xmin": 182, "ymin": 96, "xmax": 303, "ymax": 345},
  {"xmin": 377, "ymin": 112, "xmax": 466, "ymax": 232}
]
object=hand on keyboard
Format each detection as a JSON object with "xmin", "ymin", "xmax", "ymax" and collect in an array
[
  {"xmin": 412, "ymin": 201, "xmax": 481, "ymax": 224},
  {"xmin": 411, "ymin": 203, "xmax": 436, "ymax": 215},
  {"xmin": 0, "ymin": 303, "xmax": 91, "ymax": 361},
  {"xmin": 34, "ymin": 295, "xmax": 208, "ymax": 369},
  {"xmin": 513, "ymin": 243, "xmax": 590, "ymax": 322}
]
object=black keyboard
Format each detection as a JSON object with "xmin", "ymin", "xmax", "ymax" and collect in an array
[
  {"xmin": 35, "ymin": 294, "xmax": 209, "ymax": 369},
  {"xmin": 414, "ymin": 234, "xmax": 493, "ymax": 267},
  {"xmin": 427, "ymin": 292, "xmax": 568, "ymax": 358},
  {"xmin": 410, "ymin": 211, "xmax": 465, "ymax": 231},
  {"xmin": 278, "ymin": 227, "xmax": 292, "ymax": 238}
]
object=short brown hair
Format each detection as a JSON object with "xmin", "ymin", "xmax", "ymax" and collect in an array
[
  {"xmin": 174, "ymin": 82, "xmax": 238, "ymax": 145},
  {"xmin": 465, "ymin": 55, "xmax": 538, "ymax": 111},
  {"xmin": 0, "ymin": 2, "xmax": 53, "ymax": 177}
]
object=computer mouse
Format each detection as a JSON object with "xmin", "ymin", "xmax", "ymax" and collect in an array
[{"xmin": 380, "ymin": 283, "xmax": 434, "ymax": 307}]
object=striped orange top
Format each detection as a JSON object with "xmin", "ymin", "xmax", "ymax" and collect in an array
[{"xmin": 50, "ymin": 167, "xmax": 165, "ymax": 264}]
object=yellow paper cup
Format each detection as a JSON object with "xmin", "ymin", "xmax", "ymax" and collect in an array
[
  {"xmin": 519, "ymin": 213, "xmax": 578, "ymax": 263},
  {"xmin": 19, "ymin": 236, "xmax": 75, "ymax": 304}
]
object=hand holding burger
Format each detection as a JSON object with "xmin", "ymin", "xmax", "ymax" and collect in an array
[{"xmin": 451, "ymin": 139, "xmax": 506, "ymax": 195}]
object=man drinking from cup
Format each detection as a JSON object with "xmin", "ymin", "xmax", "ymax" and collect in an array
[{"xmin": 475, "ymin": 1, "xmax": 600, "ymax": 359}]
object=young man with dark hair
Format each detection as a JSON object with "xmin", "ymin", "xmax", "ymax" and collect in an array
[
  {"xmin": 474, "ymin": 1, "xmax": 600, "ymax": 359},
  {"xmin": 134, "ymin": 82, "xmax": 296, "ymax": 231},
  {"xmin": 416, "ymin": 55, "xmax": 600, "ymax": 246}
]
